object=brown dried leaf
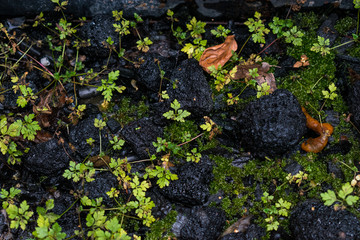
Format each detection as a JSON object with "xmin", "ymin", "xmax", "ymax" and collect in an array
[
  {"xmin": 89, "ymin": 155, "xmax": 111, "ymax": 168},
  {"xmin": 293, "ymin": 54, "xmax": 309, "ymax": 68},
  {"xmin": 293, "ymin": 61, "xmax": 303, "ymax": 68},
  {"xmin": 230, "ymin": 63, "xmax": 261, "ymax": 80},
  {"xmin": 34, "ymin": 130, "xmax": 53, "ymax": 143},
  {"xmin": 199, "ymin": 35, "xmax": 238, "ymax": 73},
  {"xmin": 230, "ymin": 62, "xmax": 271, "ymax": 80},
  {"xmin": 255, "ymin": 72, "xmax": 277, "ymax": 93}
]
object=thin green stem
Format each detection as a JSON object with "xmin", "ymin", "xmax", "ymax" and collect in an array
[
  {"xmin": 330, "ymin": 40, "xmax": 355, "ymax": 50},
  {"xmin": 59, "ymin": 199, "xmax": 79, "ymax": 218},
  {"xmin": 310, "ymin": 76, "xmax": 323, "ymax": 91},
  {"xmin": 58, "ymin": 41, "xmax": 66, "ymax": 74},
  {"xmin": 99, "ymin": 130, "xmax": 102, "ymax": 155},
  {"xmin": 357, "ymin": 9, "xmax": 360, "ymax": 35},
  {"xmin": 238, "ymin": 35, "xmax": 251, "ymax": 57}
]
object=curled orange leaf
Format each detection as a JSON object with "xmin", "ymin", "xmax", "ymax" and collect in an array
[
  {"xmin": 301, "ymin": 107, "xmax": 334, "ymax": 153},
  {"xmin": 199, "ymin": 35, "xmax": 238, "ymax": 73}
]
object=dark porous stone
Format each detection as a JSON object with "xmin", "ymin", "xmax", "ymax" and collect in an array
[
  {"xmin": 349, "ymin": 81, "xmax": 360, "ymax": 130},
  {"xmin": 79, "ymin": 15, "xmax": 118, "ymax": 58},
  {"xmin": 0, "ymin": 211, "xmax": 7, "ymax": 236},
  {"xmin": 136, "ymin": 53, "xmax": 175, "ymax": 92},
  {"xmin": 237, "ymin": 89, "xmax": 306, "ymax": 158},
  {"xmin": 284, "ymin": 161, "xmax": 303, "ymax": 175},
  {"xmin": 2, "ymin": 81, "xmax": 37, "ymax": 109},
  {"xmin": 0, "ymin": 0, "xmax": 184, "ymax": 18},
  {"xmin": 166, "ymin": 59, "xmax": 213, "ymax": 117},
  {"xmin": 159, "ymin": 156, "xmax": 213, "ymax": 206},
  {"xmin": 83, "ymin": 172, "xmax": 118, "ymax": 207},
  {"xmin": 172, "ymin": 206, "xmax": 226, "ymax": 240},
  {"xmin": 219, "ymin": 224, "xmax": 266, "ymax": 240},
  {"xmin": 270, "ymin": 0, "xmax": 353, "ymax": 9},
  {"xmin": 290, "ymin": 200, "xmax": 360, "ymax": 240},
  {"xmin": 23, "ymin": 138, "xmax": 72, "ymax": 176},
  {"xmin": 121, "ymin": 117, "xmax": 163, "ymax": 158},
  {"xmin": 52, "ymin": 193, "xmax": 79, "ymax": 238},
  {"xmin": 68, "ymin": 117, "xmax": 109, "ymax": 159},
  {"xmin": 327, "ymin": 161, "xmax": 345, "ymax": 180},
  {"xmin": 147, "ymin": 188, "xmax": 173, "ymax": 219},
  {"xmin": 106, "ymin": 118, "xmax": 122, "ymax": 134}
]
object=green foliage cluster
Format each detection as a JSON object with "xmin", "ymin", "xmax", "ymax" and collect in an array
[
  {"xmin": 321, "ymin": 182, "xmax": 359, "ymax": 209},
  {"xmin": 113, "ymin": 97, "xmax": 149, "ymax": 127},
  {"xmin": 1, "ymin": 188, "xmax": 34, "ymax": 231},
  {"xmin": 245, "ymin": 11, "xmax": 270, "ymax": 44},
  {"xmin": 2, "ymin": 1, "xmax": 360, "ymax": 239},
  {"xmin": 335, "ymin": 16, "xmax": 356, "ymax": 35},
  {"xmin": 0, "ymin": 114, "xmax": 41, "ymax": 164}
]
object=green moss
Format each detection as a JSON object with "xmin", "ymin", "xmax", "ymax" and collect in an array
[
  {"xmin": 279, "ymin": 31, "xmax": 337, "ymax": 116},
  {"xmin": 334, "ymin": 16, "xmax": 356, "ymax": 36},
  {"xmin": 145, "ymin": 210, "xmax": 177, "ymax": 240},
  {"xmin": 164, "ymin": 120, "xmax": 199, "ymax": 144},
  {"xmin": 347, "ymin": 44, "xmax": 360, "ymax": 58},
  {"xmin": 114, "ymin": 97, "xmax": 149, "ymax": 127},
  {"xmin": 294, "ymin": 11, "xmax": 321, "ymax": 32}
]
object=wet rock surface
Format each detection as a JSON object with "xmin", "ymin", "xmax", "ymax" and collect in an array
[
  {"xmin": 23, "ymin": 138, "xmax": 72, "ymax": 176},
  {"xmin": 166, "ymin": 59, "xmax": 213, "ymax": 116},
  {"xmin": 349, "ymin": 81, "xmax": 360, "ymax": 130},
  {"xmin": 0, "ymin": 0, "xmax": 184, "ymax": 18},
  {"xmin": 220, "ymin": 224, "xmax": 266, "ymax": 240},
  {"xmin": 136, "ymin": 53, "xmax": 176, "ymax": 92},
  {"xmin": 82, "ymin": 171, "xmax": 118, "ymax": 206},
  {"xmin": 237, "ymin": 89, "xmax": 307, "ymax": 158},
  {"xmin": 79, "ymin": 14, "xmax": 119, "ymax": 58},
  {"xmin": 68, "ymin": 116, "xmax": 109, "ymax": 159},
  {"xmin": 159, "ymin": 156, "xmax": 213, "ymax": 206},
  {"xmin": 121, "ymin": 117, "xmax": 164, "ymax": 158},
  {"xmin": 270, "ymin": 0, "xmax": 354, "ymax": 9},
  {"xmin": 172, "ymin": 206, "xmax": 226, "ymax": 240},
  {"xmin": 290, "ymin": 200, "xmax": 360, "ymax": 239}
]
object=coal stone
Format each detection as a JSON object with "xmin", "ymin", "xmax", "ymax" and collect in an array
[
  {"xmin": 290, "ymin": 200, "xmax": 360, "ymax": 240},
  {"xmin": 166, "ymin": 59, "xmax": 213, "ymax": 117},
  {"xmin": 159, "ymin": 156, "xmax": 213, "ymax": 206},
  {"xmin": 23, "ymin": 138, "xmax": 72, "ymax": 176},
  {"xmin": 237, "ymin": 89, "xmax": 306, "ymax": 158}
]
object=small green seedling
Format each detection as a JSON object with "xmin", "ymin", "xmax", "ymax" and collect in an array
[
  {"xmin": 311, "ymin": 36, "xmax": 330, "ymax": 56},
  {"xmin": 320, "ymin": 182, "xmax": 359, "ymax": 210},
  {"xmin": 163, "ymin": 99, "xmax": 191, "ymax": 122},
  {"xmin": 244, "ymin": 11, "xmax": 270, "ymax": 44},
  {"xmin": 322, "ymin": 83, "xmax": 338, "ymax": 100},
  {"xmin": 257, "ymin": 82, "xmax": 270, "ymax": 98}
]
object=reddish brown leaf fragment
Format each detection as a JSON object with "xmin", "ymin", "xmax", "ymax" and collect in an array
[
  {"xmin": 293, "ymin": 54, "xmax": 309, "ymax": 68},
  {"xmin": 199, "ymin": 35, "xmax": 238, "ymax": 73}
]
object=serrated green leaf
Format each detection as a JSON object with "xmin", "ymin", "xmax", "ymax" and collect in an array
[
  {"xmin": 320, "ymin": 190, "xmax": 337, "ymax": 206},
  {"xmin": 338, "ymin": 182, "xmax": 353, "ymax": 200},
  {"xmin": 346, "ymin": 195, "xmax": 359, "ymax": 206}
]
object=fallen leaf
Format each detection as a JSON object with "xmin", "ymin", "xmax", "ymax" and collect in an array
[
  {"xmin": 293, "ymin": 54, "xmax": 309, "ymax": 68},
  {"xmin": 301, "ymin": 106, "xmax": 334, "ymax": 153},
  {"xmin": 230, "ymin": 61, "xmax": 276, "ymax": 93},
  {"xmin": 34, "ymin": 130, "xmax": 53, "ymax": 143},
  {"xmin": 89, "ymin": 155, "xmax": 111, "ymax": 168},
  {"xmin": 256, "ymin": 72, "xmax": 277, "ymax": 93},
  {"xmin": 199, "ymin": 35, "xmax": 238, "ymax": 73}
]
